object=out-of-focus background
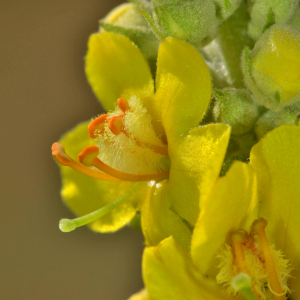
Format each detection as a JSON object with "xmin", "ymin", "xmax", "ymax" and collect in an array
[{"xmin": 0, "ymin": 1, "xmax": 146, "ymax": 299}]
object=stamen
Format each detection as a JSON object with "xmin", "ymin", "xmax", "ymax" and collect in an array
[
  {"xmin": 231, "ymin": 230, "xmax": 251, "ymax": 275},
  {"xmin": 232, "ymin": 274, "xmax": 259, "ymax": 300},
  {"xmin": 88, "ymin": 114, "xmax": 109, "ymax": 139},
  {"xmin": 108, "ymin": 114, "xmax": 125, "ymax": 135},
  {"xmin": 59, "ymin": 182, "xmax": 142, "ymax": 232},
  {"xmin": 78, "ymin": 146, "xmax": 169, "ymax": 182},
  {"xmin": 117, "ymin": 98, "xmax": 130, "ymax": 112},
  {"xmin": 52, "ymin": 143, "xmax": 121, "ymax": 182},
  {"xmin": 231, "ymin": 230, "xmax": 259, "ymax": 298},
  {"xmin": 251, "ymin": 218, "xmax": 286, "ymax": 300}
]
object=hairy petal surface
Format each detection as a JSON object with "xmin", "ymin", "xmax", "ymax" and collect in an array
[
  {"xmin": 169, "ymin": 124, "xmax": 231, "ymax": 225},
  {"xmin": 140, "ymin": 180, "xmax": 191, "ymax": 251},
  {"xmin": 143, "ymin": 237, "xmax": 231, "ymax": 300},
  {"xmin": 250, "ymin": 125, "xmax": 300, "ymax": 293},
  {"xmin": 152, "ymin": 37, "xmax": 212, "ymax": 144},
  {"xmin": 85, "ymin": 32, "xmax": 154, "ymax": 111},
  {"xmin": 191, "ymin": 162, "xmax": 257, "ymax": 278}
]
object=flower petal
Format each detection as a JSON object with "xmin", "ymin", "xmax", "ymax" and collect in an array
[
  {"xmin": 151, "ymin": 37, "xmax": 212, "ymax": 143},
  {"xmin": 168, "ymin": 124, "xmax": 231, "ymax": 226},
  {"xmin": 143, "ymin": 236, "xmax": 232, "ymax": 300},
  {"xmin": 140, "ymin": 180, "xmax": 191, "ymax": 251},
  {"xmin": 85, "ymin": 32, "xmax": 154, "ymax": 111},
  {"xmin": 58, "ymin": 121, "xmax": 141, "ymax": 232},
  {"xmin": 191, "ymin": 162, "xmax": 257, "ymax": 279},
  {"xmin": 250, "ymin": 125, "xmax": 300, "ymax": 292}
]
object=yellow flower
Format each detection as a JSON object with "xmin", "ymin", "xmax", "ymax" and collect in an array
[
  {"xmin": 52, "ymin": 32, "xmax": 231, "ymax": 244},
  {"xmin": 242, "ymin": 24, "xmax": 300, "ymax": 111},
  {"xmin": 143, "ymin": 125, "xmax": 300, "ymax": 300}
]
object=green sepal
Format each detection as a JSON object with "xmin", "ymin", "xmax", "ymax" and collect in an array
[
  {"xmin": 262, "ymin": 7, "xmax": 276, "ymax": 33},
  {"xmin": 128, "ymin": 0, "xmax": 153, "ymax": 14}
]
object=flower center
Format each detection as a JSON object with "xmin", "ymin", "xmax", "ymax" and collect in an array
[
  {"xmin": 217, "ymin": 218, "xmax": 291, "ymax": 300},
  {"xmin": 88, "ymin": 95, "xmax": 169, "ymax": 176},
  {"xmin": 52, "ymin": 95, "xmax": 170, "ymax": 182}
]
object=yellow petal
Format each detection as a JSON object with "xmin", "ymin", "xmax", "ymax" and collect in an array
[
  {"xmin": 191, "ymin": 162, "xmax": 257, "ymax": 279},
  {"xmin": 140, "ymin": 180, "xmax": 191, "ymax": 251},
  {"xmin": 58, "ymin": 121, "xmax": 141, "ymax": 232},
  {"xmin": 250, "ymin": 125, "xmax": 300, "ymax": 292},
  {"xmin": 143, "ymin": 237, "xmax": 231, "ymax": 300},
  {"xmin": 168, "ymin": 124, "xmax": 231, "ymax": 225},
  {"xmin": 150, "ymin": 37, "xmax": 211, "ymax": 143},
  {"xmin": 85, "ymin": 32, "xmax": 154, "ymax": 111},
  {"xmin": 128, "ymin": 289, "xmax": 151, "ymax": 300}
]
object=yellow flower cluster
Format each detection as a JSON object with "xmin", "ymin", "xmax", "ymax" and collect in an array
[{"xmin": 51, "ymin": 2, "xmax": 300, "ymax": 299}]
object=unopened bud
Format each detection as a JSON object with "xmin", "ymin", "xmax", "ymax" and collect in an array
[
  {"xmin": 213, "ymin": 88, "xmax": 260, "ymax": 135},
  {"xmin": 288, "ymin": 5, "xmax": 300, "ymax": 32},
  {"xmin": 255, "ymin": 102, "xmax": 300, "ymax": 138},
  {"xmin": 213, "ymin": 0, "xmax": 241, "ymax": 20},
  {"xmin": 152, "ymin": 0, "xmax": 220, "ymax": 47},
  {"xmin": 242, "ymin": 24, "xmax": 300, "ymax": 112},
  {"xmin": 248, "ymin": 0, "xmax": 298, "ymax": 40},
  {"xmin": 101, "ymin": 3, "xmax": 159, "ymax": 63}
]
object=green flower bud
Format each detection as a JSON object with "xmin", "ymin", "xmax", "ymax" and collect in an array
[
  {"xmin": 213, "ymin": 0, "xmax": 241, "ymax": 20},
  {"xmin": 241, "ymin": 24, "xmax": 300, "ymax": 111},
  {"xmin": 202, "ymin": 1, "xmax": 253, "ymax": 88},
  {"xmin": 101, "ymin": 3, "xmax": 159, "ymax": 64},
  {"xmin": 248, "ymin": 0, "xmax": 298, "ymax": 40},
  {"xmin": 213, "ymin": 88, "xmax": 260, "ymax": 135},
  {"xmin": 151, "ymin": 0, "xmax": 220, "ymax": 47},
  {"xmin": 255, "ymin": 103, "xmax": 300, "ymax": 138},
  {"xmin": 288, "ymin": 5, "xmax": 300, "ymax": 32}
]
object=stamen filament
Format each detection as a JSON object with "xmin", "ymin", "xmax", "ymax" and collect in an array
[
  {"xmin": 52, "ymin": 143, "xmax": 122, "ymax": 182},
  {"xmin": 123, "ymin": 130, "xmax": 169, "ymax": 156},
  {"xmin": 251, "ymin": 218, "xmax": 286, "ymax": 300},
  {"xmin": 231, "ymin": 231, "xmax": 251, "ymax": 274},
  {"xmin": 231, "ymin": 231, "xmax": 260, "ymax": 298},
  {"xmin": 59, "ymin": 182, "xmax": 141, "ymax": 232},
  {"xmin": 78, "ymin": 146, "xmax": 169, "ymax": 182}
]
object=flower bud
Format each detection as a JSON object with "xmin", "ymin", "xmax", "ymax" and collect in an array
[
  {"xmin": 213, "ymin": 88, "xmax": 260, "ymax": 135},
  {"xmin": 101, "ymin": 3, "xmax": 159, "ymax": 63},
  {"xmin": 241, "ymin": 24, "xmax": 300, "ymax": 112},
  {"xmin": 152, "ymin": 0, "xmax": 220, "ymax": 47},
  {"xmin": 213, "ymin": 0, "xmax": 241, "ymax": 20},
  {"xmin": 255, "ymin": 103, "xmax": 300, "ymax": 138},
  {"xmin": 248, "ymin": 0, "xmax": 298, "ymax": 40},
  {"xmin": 288, "ymin": 5, "xmax": 300, "ymax": 32}
]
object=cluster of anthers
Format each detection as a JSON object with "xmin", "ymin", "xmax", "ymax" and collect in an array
[
  {"xmin": 52, "ymin": 96, "xmax": 170, "ymax": 183},
  {"xmin": 51, "ymin": 96, "xmax": 170, "ymax": 232},
  {"xmin": 217, "ymin": 218, "xmax": 291, "ymax": 300}
]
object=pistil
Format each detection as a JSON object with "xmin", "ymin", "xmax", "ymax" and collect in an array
[{"xmin": 59, "ymin": 182, "xmax": 142, "ymax": 232}]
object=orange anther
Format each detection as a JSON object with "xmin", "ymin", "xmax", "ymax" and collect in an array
[
  {"xmin": 117, "ymin": 98, "xmax": 130, "ymax": 112},
  {"xmin": 78, "ymin": 146, "xmax": 100, "ymax": 166},
  {"xmin": 51, "ymin": 143, "xmax": 121, "ymax": 181},
  {"xmin": 88, "ymin": 114, "xmax": 109, "ymax": 139},
  {"xmin": 108, "ymin": 115, "xmax": 125, "ymax": 135},
  {"xmin": 52, "ymin": 142, "xmax": 72, "ymax": 166}
]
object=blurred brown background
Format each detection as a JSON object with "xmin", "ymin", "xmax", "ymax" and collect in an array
[{"xmin": 0, "ymin": 1, "xmax": 145, "ymax": 299}]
